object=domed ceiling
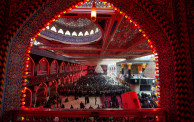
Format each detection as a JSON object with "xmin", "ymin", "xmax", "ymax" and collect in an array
[
  {"xmin": 36, "ymin": 0, "xmax": 152, "ymax": 65},
  {"xmin": 39, "ymin": 18, "xmax": 102, "ymax": 44}
]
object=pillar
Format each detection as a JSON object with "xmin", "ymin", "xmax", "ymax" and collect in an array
[
  {"xmin": 142, "ymin": 63, "xmax": 146, "ymax": 72},
  {"xmin": 137, "ymin": 65, "xmax": 142, "ymax": 74},
  {"xmin": 121, "ymin": 64, "xmax": 125, "ymax": 74},
  {"xmin": 127, "ymin": 63, "xmax": 132, "ymax": 78}
]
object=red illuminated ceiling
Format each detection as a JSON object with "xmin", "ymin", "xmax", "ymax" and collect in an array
[{"xmin": 36, "ymin": 3, "xmax": 152, "ymax": 65}]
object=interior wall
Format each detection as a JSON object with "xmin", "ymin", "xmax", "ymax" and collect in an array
[{"xmin": 130, "ymin": 84, "xmax": 139, "ymax": 93}]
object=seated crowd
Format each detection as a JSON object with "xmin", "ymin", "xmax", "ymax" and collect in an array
[
  {"xmin": 58, "ymin": 74, "xmax": 131, "ymax": 97},
  {"xmin": 35, "ymin": 74, "xmax": 157, "ymax": 109},
  {"xmin": 138, "ymin": 92, "xmax": 158, "ymax": 108}
]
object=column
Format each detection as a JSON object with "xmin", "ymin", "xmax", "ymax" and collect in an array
[
  {"xmin": 142, "ymin": 63, "xmax": 146, "ymax": 72},
  {"xmin": 127, "ymin": 63, "xmax": 132, "ymax": 78},
  {"xmin": 121, "ymin": 64, "xmax": 125, "ymax": 74},
  {"xmin": 137, "ymin": 65, "xmax": 142, "ymax": 74}
]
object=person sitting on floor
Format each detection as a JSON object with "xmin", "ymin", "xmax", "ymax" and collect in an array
[
  {"xmin": 97, "ymin": 105, "xmax": 100, "ymax": 109},
  {"xmin": 61, "ymin": 104, "xmax": 65, "ymax": 108},
  {"xmin": 89, "ymin": 105, "xmax": 93, "ymax": 109},
  {"xmin": 65, "ymin": 97, "xmax": 69, "ymax": 103},
  {"xmin": 70, "ymin": 105, "xmax": 73, "ymax": 109}
]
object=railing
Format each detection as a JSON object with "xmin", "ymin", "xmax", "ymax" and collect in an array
[{"xmin": 9, "ymin": 108, "xmax": 167, "ymax": 122}]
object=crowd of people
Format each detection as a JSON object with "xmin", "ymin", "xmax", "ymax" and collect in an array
[
  {"xmin": 35, "ymin": 74, "xmax": 157, "ymax": 109},
  {"xmin": 138, "ymin": 92, "xmax": 158, "ymax": 108},
  {"xmin": 58, "ymin": 74, "xmax": 131, "ymax": 97}
]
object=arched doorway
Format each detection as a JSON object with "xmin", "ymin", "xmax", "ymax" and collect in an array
[
  {"xmin": 37, "ymin": 57, "xmax": 49, "ymax": 75},
  {"xmin": 35, "ymin": 83, "xmax": 47, "ymax": 105},
  {"xmin": 0, "ymin": 0, "xmax": 193, "ymax": 121},
  {"xmin": 50, "ymin": 80, "xmax": 57, "ymax": 96},
  {"xmin": 25, "ymin": 56, "xmax": 35, "ymax": 77},
  {"xmin": 50, "ymin": 60, "xmax": 58, "ymax": 74},
  {"xmin": 66, "ymin": 76, "xmax": 70, "ymax": 84},
  {"xmin": 60, "ymin": 62, "xmax": 66, "ymax": 73},
  {"xmin": 25, "ymin": 88, "xmax": 32, "ymax": 107},
  {"xmin": 67, "ymin": 63, "xmax": 70, "ymax": 72},
  {"xmin": 60, "ymin": 77, "xmax": 65, "ymax": 84}
]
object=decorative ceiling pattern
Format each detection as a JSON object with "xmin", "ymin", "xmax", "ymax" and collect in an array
[
  {"xmin": 79, "ymin": 0, "xmax": 113, "ymax": 8},
  {"xmin": 123, "ymin": 51, "xmax": 144, "ymax": 55},
  {"xmin": 55, "ymin": 18, "xmax": 92, "ymax": 28},
  {"xmin": 104, "ymin": 51, "xmax": 121, "ymax": 55},
  {"xmin": 109, "ymin": 18, "xmax": 139, "ymax": 48},
  {"xmin": 131, "ymin": 40, "xmax": 151, "ymax": 50}
]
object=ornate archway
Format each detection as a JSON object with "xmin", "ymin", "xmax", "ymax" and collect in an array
[
  {"xmin": 50, "ymin": 60, "xmax": 58, "ymax": 74},
  {"xmin": 0, "ymin": 0, "xmax": 193, "ymax": 121},
  {"xmin": 35, "ymin": 83, "xmax": 47, "ymax": 105},
  {"xmin": 50, "ymin": 80, "xmax": 57, "ymax": 96},
  {"xmin": 37, "ymin": 57, "xmax": 49, "ymax": 75},
  {"xmin": 25, "ymin": 88, "xmax": 32, "ymax": 107}
]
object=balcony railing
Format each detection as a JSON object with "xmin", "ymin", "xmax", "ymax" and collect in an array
[{"xmin": 9, "ymin": 107, "xmax": 167, "ymax": 122}]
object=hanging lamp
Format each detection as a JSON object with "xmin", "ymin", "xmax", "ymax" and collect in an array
[{"xmin": 91, "ymin": 2, "xmax": 97, "ymax": 22}]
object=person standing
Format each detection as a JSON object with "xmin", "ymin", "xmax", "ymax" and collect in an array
[
  {"xmin": 95, "ymin": 96, "xmax": 97, "ymax": 105},
  {"xmin": 57, "ymin": 98, "xmax": 59, "ymax": 108},
  {"xmin": 60, "ymin": 96, "xmax": 62, "ymax": 107},
  {"xmin": 85, "ymin": 96, "xmax": 87, "ymax": 104}
]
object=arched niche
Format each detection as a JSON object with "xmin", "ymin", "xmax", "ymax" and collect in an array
[
  {"xmin": 70, "ymin": 75, "xmax": 73, "ymax": 83},
  {"xmin": 60, "ymin": 62, "xmax": 66, "ymax": 73},
  {"xmin": 78, "ymin": 65, "xmax": 80, "ymax": 70},
  {"xmin": 67, "ymin": 63, "xmax": 70, "ymax": 72},
  {"xmin": 66, "ymin": 76, "xmax": 70, "ymax": 84},
  {"xmin": 60, "ymin": 77, "xmax": 65, "ymax": 84},
  {"xmin": 73, "ymin": 75, "xmax": 75, "ymax": 82},
  {"xmin": 35, "ymin": 83, "xmax": 47, "ymax": 105},
  {"xmin": 71, "ymin": 64, "xmax": 74, "ymax": 71},
  {"xmin": 49, "ymin": 80, "xmax": 57, "ymax": 96},
  {"xmin": 26, "ymin": 56, "xmax": 35, "ymax": 77},
  {"xmin": 80, "ymin": 65, "xmax": 82, "ymax": 70},
  {"xmin": 50, "ymin": 60, "xmax": 58, "ymax": 74},
  {"xmin": 25, "ymin": 88, "xmax": 32, "ymax": 107},
  {"xmin": 37, "ymin": 57, "xmax": 49, "ymax": 75}
]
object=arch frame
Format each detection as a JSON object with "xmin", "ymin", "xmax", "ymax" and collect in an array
[
  {"xmin": 25, "ymin": 87, "xmax": 32, "ymax": 107},
  {"xmin": 0, "ymin": 0, "xmax": 192, "ymax": 121},
  {"xmin": 27, "ymin": 56, "xmax": 35, "ymax": 77},
  {"xmin": 35, "ymin": 82, "xmax": 48, "ymax": 104},
  {"xmin": 37, "ymin": 57, "xmax": 49, "ymax": 75},
  {"xmin": 50, "ymin": 59, "xmax": 59, "ymax": 74}
]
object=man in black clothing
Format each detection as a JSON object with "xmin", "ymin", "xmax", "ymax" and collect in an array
[
  {"xmin": 80, "ymin": 101, "xmax": 84, "ymax": 109},
  {"xmin": 61, "ymin": 104, "xmax": 65, "ymax": 108},
  {"xmin": 95, "ymin": 97, "xmax": 97, "ymax": 105},
  {"xmin": 85, "ymin": 96, "xmax": 87, "ymax": 104},
  {"xmin": 97, "ymin": 105, "xmax": 100, "ymax": 109},
  {"xmin": 89, "ymin": 105, "xmax": 93, "ymax": 109},
  {"xmin": 70, "ymin": 105, "xmax": 73, "ymax": 109}
]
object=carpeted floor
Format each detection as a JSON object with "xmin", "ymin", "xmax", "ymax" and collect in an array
[{"xmin": 52, "ymin": 95, "xmax": 123, "ymax": 109}]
